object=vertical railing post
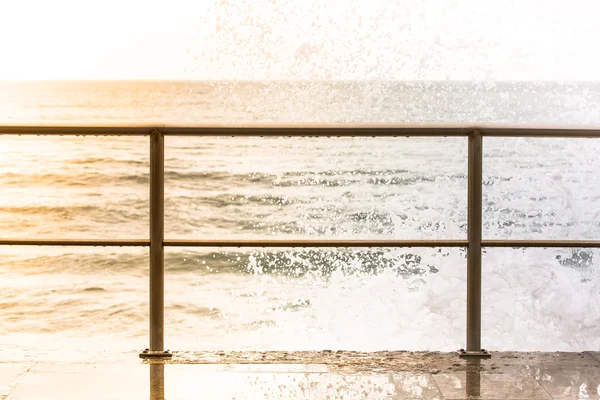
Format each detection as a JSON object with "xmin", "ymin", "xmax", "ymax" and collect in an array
[
  {"xmin": 150, "ymin": 364, "xmax": 165, "ymax": 399},
  {"xmin": 140, "ymin": 129, "xmax": 171, "ymax": 358},
  {"xmin": 460, "ymin": 129, "xmax": 489, "ymax": 358}
]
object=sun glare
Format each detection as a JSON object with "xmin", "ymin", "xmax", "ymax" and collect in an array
[
  {"xmin": 0, "ymin": 0, "xmax": 599, "ymax": 81},
  {"xmin": 0, "ymin": 1, "xmax": 201, "ymax": 80}
]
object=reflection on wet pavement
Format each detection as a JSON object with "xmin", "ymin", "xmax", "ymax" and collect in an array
[{"xmin": 3, "ymin": 351, "xmax": 600, "ymax": 399}]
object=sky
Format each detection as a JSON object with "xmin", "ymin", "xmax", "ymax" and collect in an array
[{"xmin": 0, "ymin": 0, "xmax": 599, "ymax": 81}]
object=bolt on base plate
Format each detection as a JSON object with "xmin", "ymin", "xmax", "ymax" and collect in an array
[
  {"xmin": 139, "ymin": 349, "xmax": 173, "ymax": 359},
  {"xmin": 457, "ymin": 348, "xmax": 491, "ymax": 359}
]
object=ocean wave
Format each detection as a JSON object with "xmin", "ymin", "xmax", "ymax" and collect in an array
[
  {"xmin": 274, "ymin": 176, "xmax": 360, "ymax": 187},
  {"xmin": 69, "ymin": 157, "xmax": 146, "ymax": 166},
  {"xmin": 3, "ymin": 246, "xmax": 447, "ymax": 278},
  {"xmin": 163, "ymin": 249, "xmax": 444, "ymax": 278},
  {"xmin": 0, "ymin": 202, "xmax": 147, "ymax": 224},
  {"xmin": 168, "ymin": 193, "xmax": 301, "ymax": 209},
  {"xmin": 3, "ymin": 252, "xmax": 147, "ymax": 274},
  {"xmin": 282, "ymin": 169, "xmax": 411, "ymax": 177},
  {"xmin": 165, "ymin": 170, "xmax": 278, "ymax": 187},
  {"xmin": 0, "ymin": 171, "xmax": 149, "ymax": 187}
]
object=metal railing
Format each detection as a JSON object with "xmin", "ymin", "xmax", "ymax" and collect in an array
[{"xmin": 2, "ymin": 124, "xmax": 600, "ymax": 358}]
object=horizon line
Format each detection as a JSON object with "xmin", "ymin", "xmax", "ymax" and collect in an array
[{"xmin": 1, "ymin": 79, "xmax": 599, "ymax": 84}]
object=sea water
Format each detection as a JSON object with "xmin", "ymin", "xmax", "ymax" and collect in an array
[{"xmin": 1, "ymin": 80, "xmax": 600, "ymax": 357}]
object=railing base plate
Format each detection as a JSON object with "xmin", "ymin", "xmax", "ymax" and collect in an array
[
  {"xmin": 139, "ymin": 349, "xmax": 173, "ymax": 359},
  {"xmin": 458, "ymin": 349, "xmax": 491, "ymax": 359}
]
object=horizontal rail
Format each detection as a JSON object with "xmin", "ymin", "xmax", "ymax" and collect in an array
[
  {"xmin": 483, "ymin": 240, "xmax": 600, "ymax": 248},
  {"xmin": 163, "ymin": 239, "xmax": 468, "ymax": 247},
  {"xmin": 0, "ymin": 126, "xmax": 155, "ymax": 136},
  {"xmin": 0, "ymin": 124, "xmax": 471, "ymax": 137},
  {"xmin": 158, "ymin": 125, "xmax": 472, "ymax": 137},
  {"xmin": 478, "ymin": 126, "xmax": 600, "ymax": 138},
  {"xmin": 1, "ymin": 124, "xmax": 600, "ymax": 137},
  {"xmin": 0, "ymin": 239, "xmax": 150, "ymax": 247},
  {"xmin": 4, "ymin": 238, "xmax": 600, "ymax": 248}
]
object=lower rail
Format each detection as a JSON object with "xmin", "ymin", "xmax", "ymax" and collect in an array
[
  {"xmin": 4, "ymin": 239, "xmax": 600, "ymax": 248},
  {"xmin": 0, "ymin": 239, "xmax": 150, "ymax": 246}
]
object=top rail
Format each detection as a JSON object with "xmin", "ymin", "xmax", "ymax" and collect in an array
[
  {"xmin": 0, "ymin": 126, "xmax": 156, "ymax": 136},
  {"xmin": 1, "ymin": 124, "xmax": 600, "ymax": 137}
]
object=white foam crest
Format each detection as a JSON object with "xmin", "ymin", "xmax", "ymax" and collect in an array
[
  {"xmin": 483, "ymin": 248, "xmax": 600, "ymax": 351},
  {"xmin": 205, "ymin": 246, "xmax": 600, "ymax": 352},
  {"xmin": 181, "ymin": 249, "xmax": 467, "ymax": 351}
]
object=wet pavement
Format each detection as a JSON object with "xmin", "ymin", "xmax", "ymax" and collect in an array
[{"xmin": 2, "ymin": 351, "xmax": 600, "ymax": 399}]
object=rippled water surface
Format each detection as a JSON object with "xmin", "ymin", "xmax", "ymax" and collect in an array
[{"xmin": 1, "ymin": 81, "xmax": 600, "ymax": 353}]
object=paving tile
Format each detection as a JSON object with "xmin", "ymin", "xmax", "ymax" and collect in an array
[
  {"xmin": 390, "ymin": 373, "xmax": 442, "ymax": 399},
  {"xmin": 0, "ymin": 364, "xmax": 31, "ymax": 399},
  {"xmin": 495, "ymin": 352, "xmax": 600, "ymax": 368},
  {"xmin": 164, "ymin": 365, "xmax": 398, "ymax": 399},
  {"xmin": 584, "ymin": 352, "xmax": 600, "ymax": 364},
  {"xmin": 6, "ymin": 363, "xmax": 401, "ymax": 400},
  {"xmin": 529, "ymin": 364, "xmax": 600, "ymax": 400},
  {"xmin": 6, "ymin": 352, "xmax": 600, "ymax": 399},
  {"xmin": 432, "ymin": 371, "xmax": 552, "ymax": 399},
  {"xmin": 209, "ymin": 363, "xmax": 330, "ymax": 373},
  {"xmin": 8, "ymin": 363, "xmax": 149, "ymax": 400}
]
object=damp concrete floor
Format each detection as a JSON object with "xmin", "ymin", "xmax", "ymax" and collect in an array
[{"xmin": 2, "ymin": 351, "xmax": 600, "ymax": 399}]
